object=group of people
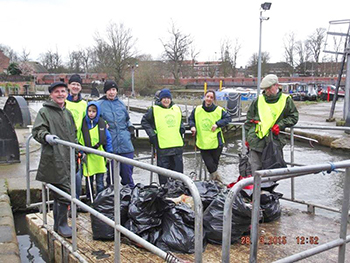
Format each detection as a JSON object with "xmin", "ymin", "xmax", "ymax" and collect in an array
[
  {"xmin": 32, "ymin": 73, "xmax": 298, "ymax": 239},
  {"xmin": 32, "ymin": 75, "xmax": 135, "ymax": 238}
]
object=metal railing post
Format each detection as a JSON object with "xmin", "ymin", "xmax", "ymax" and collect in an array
[
  {"xmin": 114, "ymin": 160, "xmax": 121, "ymax": 263},
  {"xmin": 249, "ymin": 172, "xmax": 262, "ymax": 263},
  {"xmin": 290, "ymin": 127, "xmax": 295, "ymax": 200},
  {"xmin": 26, "ymin": 134, "xmax": 32, "ymax": 207},
  {"xmin": 70, "ymin": 146, "xmax": 77, "ymax": 252},
  {"xmin": 338, "ymin": 167, "xmax": 350, "ymax": 262},
  {"xmin": 42, "ymin": 183, "xmax": 47, "ymax": 225}
]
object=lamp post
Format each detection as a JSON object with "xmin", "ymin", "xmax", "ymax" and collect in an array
[
  {"xmin": 128, "ymin": 62, "xmax": 138, "ymax": 97},
  {"xmin": 257, "ymin": 2, "xmax": 271, "ymax": 96}
]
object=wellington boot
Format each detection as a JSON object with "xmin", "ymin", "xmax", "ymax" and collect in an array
[
  {"xmin": 57, "ymin": 202, "xmax": 72, "ymax": 238},
  {"xmin": 53, "ymin": 199, "xmax": 58, "ymax": 232}
]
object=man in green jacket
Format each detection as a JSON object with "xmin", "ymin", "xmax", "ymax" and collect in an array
[
  {"xmin": 245, "ymin": 74, "xmax": 299, "ymax": 174},
  {"xmin": 32, "ymin": 82, "xmax": 77, "ymax": 238}
]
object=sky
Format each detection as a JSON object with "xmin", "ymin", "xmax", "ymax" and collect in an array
[{"xmin": 1, "ymin": 0, "xmax": 350, "ymax": 68}]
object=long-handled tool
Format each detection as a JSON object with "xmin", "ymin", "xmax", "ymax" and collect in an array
[
  {"xmin": 150, "ymin": 144, "xmax": 155, "ymax": 184},
  {"xmin": 83, "ymin": 154, "xmax": 94, "ymax": 203}
]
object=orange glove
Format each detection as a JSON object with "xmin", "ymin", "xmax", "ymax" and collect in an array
[{"xmin": 272, "ymin": 124, "xmax": 280, "ymax": 135}]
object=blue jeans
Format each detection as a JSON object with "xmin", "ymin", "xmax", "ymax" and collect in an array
[{"xmin": 106, "ymin": 152, "xmax": 135, "ymax": 188}]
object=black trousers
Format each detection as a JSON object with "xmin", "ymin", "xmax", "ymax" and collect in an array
[
  {"xmin": 157, "ymin": 154, "xmax": 183, "ymax": 185},
  {"xmin": 200, "ymin": 146, "xmax": 223, "ymax": 174}
]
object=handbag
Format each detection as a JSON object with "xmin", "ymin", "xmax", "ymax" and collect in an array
[{"xmin": 261, "ymin": 132, "xmax": 287, "ymax": 169}]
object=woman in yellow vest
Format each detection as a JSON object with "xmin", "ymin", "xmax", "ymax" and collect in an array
[
  {"xmin": 79, "ymin": 101, "xmax": 113, "ymax": 201},
  {"xmin": 245, "ymin": 74, "xmax": 299, "ymax": 174},
  {"xmin": 141, "ymin": 88, "xmax": 185, "ymax": 185},
  {"xmin": 189, "ymin": 90, "xmax": 231, "ymax": 183}
]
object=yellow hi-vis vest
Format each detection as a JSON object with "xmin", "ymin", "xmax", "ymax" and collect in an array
[
  {"xmin": 195, "ymin": 106, "xmax": 224, "ymax": 150},
  {"xmin": 153, "ymin": 105, "xmax": 184, "ymax": 149},
  {"xmin": 79, "ymin": 124, "xmax": 107, "ymax": 177},
  {"xmin": 256, "ymin": 94, "xmax": 289, "ymax": 139},
  {"xmin": 66, "ymin": 99, "xmax": 87, "ymax": 140}
]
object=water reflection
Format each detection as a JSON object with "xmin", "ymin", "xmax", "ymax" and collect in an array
[{"xmin": 15, "ymin": 213, "xmax": 48, "ymax": 263}]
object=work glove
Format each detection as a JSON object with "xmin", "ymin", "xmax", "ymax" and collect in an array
[
  {"xmin": 128, "ymin": 126, "xmax": 136, "ymax": 140},
  {"xmin": 45, "ymin": 134, "xmax": 59, "ymax": 145},
  {"xmin": 149, "ymin": 135, "xmax": 157, "ymax": 145},
  {"xmin": 272, "ymin": 124, "xmax": 280, "ymax": 135},
  {"xmin": 245, "ymin": 141, "xmax": 250, "ymax": 149}
]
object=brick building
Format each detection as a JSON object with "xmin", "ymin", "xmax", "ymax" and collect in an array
[{"xmin": 0, "ymin": 50, "xmax": 10, "ymax": 73}]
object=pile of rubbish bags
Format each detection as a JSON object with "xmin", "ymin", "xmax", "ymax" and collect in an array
[{"xmin": 90, "ymin": 179, "xmax": 282, "ymax": 253}]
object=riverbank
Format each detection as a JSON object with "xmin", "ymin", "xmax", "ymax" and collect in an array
[{"xmin": 0, "ymin": 179, "xmax": 21, "ymax": 263}]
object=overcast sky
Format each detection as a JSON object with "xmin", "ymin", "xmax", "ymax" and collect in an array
[{"xmin": 1, "ymin": 0, "xmax": 350, "ymax": 68}]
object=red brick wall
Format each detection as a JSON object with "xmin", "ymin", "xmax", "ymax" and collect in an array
[{"xmin": 0, "ymin": 51, "xmax": 10, "ymax": 73}]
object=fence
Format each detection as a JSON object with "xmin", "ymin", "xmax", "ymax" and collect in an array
[
  {"xmin": 221, "ymin": 125, "xmax": 350, "ymax": 262},
  {"xmin": 26, "ymin": 134, "xmax": 203, "ymax": 263},
  {"xmin": 26, "ymin": 124, "xmax": 350, "ymax": 262}
]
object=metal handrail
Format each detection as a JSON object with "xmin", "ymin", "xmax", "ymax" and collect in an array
[
  {"xmin": 52, "ymin": 139, "xmax": 203, "ymax": 262},
  {"xmin": 37, "ymin": 138, "xmax": 203, "ymax": 263},
  {"xmin": 222, "ymin": 160, "xmax": 350, "ymax": 263}
]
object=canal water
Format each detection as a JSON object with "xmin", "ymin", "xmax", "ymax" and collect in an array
[
  {"xmin": 15, "ymin": 213, "xmax": 49, "ymax": 262},
  {"xmin": 11, "ymin": 100, "xmax": 350, "ymax": 262}
]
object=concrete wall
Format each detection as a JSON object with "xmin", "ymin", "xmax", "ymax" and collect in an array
[{"xmin": 0, "ymin": 179, "xmax": 21, "ymax": 263}]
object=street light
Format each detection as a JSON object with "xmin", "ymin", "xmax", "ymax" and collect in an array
[
  {"xmin": 128, "ymin": 62, "xmax": 138, "ymax": 97},
  {"xmin": 257, "ymin": 2, "xmax": 272, "ymax": 96}
]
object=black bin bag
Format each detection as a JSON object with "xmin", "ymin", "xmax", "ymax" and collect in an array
[
  {"xmin": 192, "ymin": 181, "xmax": 222, "ymax": 210},
  {"xmin": 203, "ymin": 191, "xmax": 255, "ymax": 244},
  {"xmin": 90, "ymin": 185, "xmax": 132, "ymax": 240},
  {"xmin": 260, "ymin": 191, "xmax": 283, "ymax": 223},
  {"xmin": 163, "ymin": 179, "xmax": 189, "ymax": 198},
  {"xmin": 262, "ymin": 133, "xmax": 287, "ymax": 170},
  {"xmin": 156, "ymin": 203, "xmax": 206, "ymax": 254},
  {"xmin": 125, "ymin": 184, "xmax": 172, "ymax": 244}
]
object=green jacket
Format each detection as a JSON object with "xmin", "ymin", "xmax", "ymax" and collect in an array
[
  {"xmin": 32, "ymin": 101, "xmax": 77, "ymax": 186},
  {"xmin": 245, "ymin": 91, "xmax": 299, "ymax": 152}
]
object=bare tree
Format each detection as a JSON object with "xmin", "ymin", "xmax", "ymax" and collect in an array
[
  {"xmin": 306, "ymin": 28, "xmax": 326, "ymax": 63},
  {"xmin": 80, "ymin": 48, "xmax": 93, "ymax": 73},
  {"xmin": 220, "ymin": 39, "xmax": 232, "ymax": 77},
  {"xmin": 283, "ymin": 32, "xmax": 296, "ymax": 74},
  {"xmin": 219, "ymin": 38, "xmax": 241, "ymax": 77},
  {"xmin": 67, "ymin": 50, "xmax": 84, "ymax": 73},
  {"xmin": 93, "ymin": 22, "xmax": 136, "ymax": 85},
  {"xmin": 295, "ymin": 40, "xmax": 311, "ymax": 76},
  {"xmin": 0, "ymin": 44, "xmax": 19, "ymax": 62},
  {"xmin": 248, "ymin": 52, "xmax": 270, "ymax": 77},
  {"xmin": 20, "ymin": 48, "xmax": 31, "ymax": 62},
  {"xmin": 160, "ymin": 22, "xmax": 193, "ymax": 85},
  {"xmin": 39, "ymin": 49, "xmax": 64, "ymax": 73}
]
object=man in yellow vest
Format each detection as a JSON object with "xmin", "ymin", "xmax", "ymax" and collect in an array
[
  {"xmin": 65, "ymin": 74, "xmax": 87, "ymax": 201},
  {"xmin": 245, "ymin": 74, "xmax": 299, "ymax": 174},
  {"xmin": 141, "ymin": 88, "xmax": 185, "ymax": 185}
]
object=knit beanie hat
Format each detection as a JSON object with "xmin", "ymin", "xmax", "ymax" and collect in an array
[
  {"xmin": 159, "ymin": 89, "xmax": 172, "ymax": 100},
  {"xmin": 104, "ymin": 80, "xmax": 118, "ymax": 93},
  {"xmin": 68, "ymin": 74, "xmax": 82, "ymax": 85}
]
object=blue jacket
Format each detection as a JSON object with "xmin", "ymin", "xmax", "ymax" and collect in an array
[
  {"xmin": 98, "ymin": 96, "xmax": 134, "ymax": 154},
  {"xmin": 83, "ymin": 101, "xmax": 113, "ymax": 153}
]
